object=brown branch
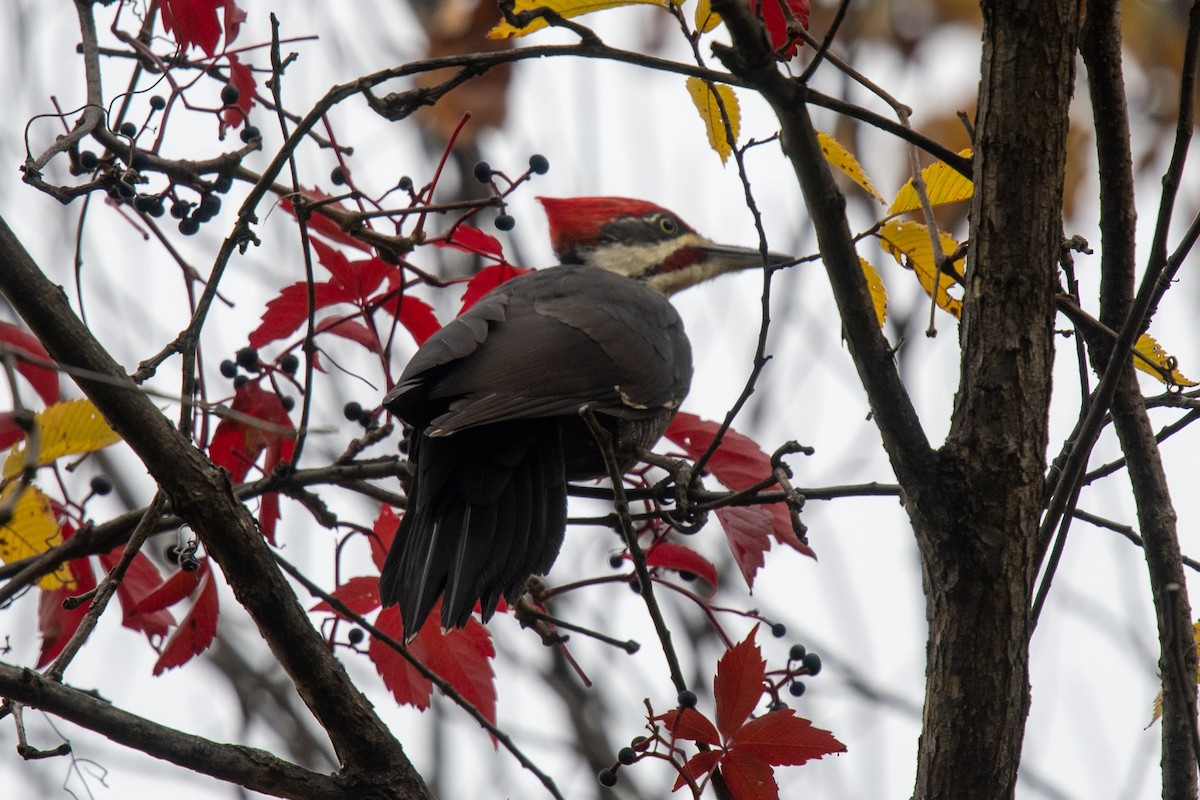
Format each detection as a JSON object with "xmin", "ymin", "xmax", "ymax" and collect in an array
[{"xmin": 0, "ymin": 662, "xmax": 345, "ymax": 799}]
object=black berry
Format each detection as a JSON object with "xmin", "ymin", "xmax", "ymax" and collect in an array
[
  {"xmin": 213, "ymin": 174, "xmax": 234, "ymax": 194},
  {"xmin": 398, "ymin": 176, "xmax": 413, "ymax": 192},
  {"xmin": 235, "ymin": 347, "xmax": 260, "ymax": 371},
  {"xmin": 788, "ymin": 680, "xmax": 806, "ymax": 697},
  {"xmin": 220, "ymin": 83, "xmax": 240, "ymax": 106},
  {"xmin": 280, "ymin": 395, "xmax": 295, "ymax": 411},
  {"xmin": 149, "ymin": 95, "xmax": 167, "ymax": 111},
  {"xmin": 343, "ymin": 401, "xmax": 364, "ymax": 421},
  {"xmin": 116, "ymin": 181, "xmax": 136, "ymax": 199},
  {"xmin": 528, "ymin": 153, "xmax": 550, "ymax": 174},
  {"xmin": 494, "ymin": 214, "xmax": 515, "ymax": 231},
  {"xmin": 133, "ymin": 195, "xmax": 157, "ymax": 214},
  {"xmin": 358, "ymin": 410, "xmax": 375, "ymax": 428},
  {"xmin": 79, "ymin": 150, "xmax": 99, "ymax": 170},
  {"xmin": 608, "ymin": 554, "xmax": 624, "ymax": 569},
  {"xmin": 677, "ymin": 690, "xmax": 697, "ymax": 709},
  {"xmin": 771, "ymin": 622, "xmax": 787, "ymax": 638},
  {"xmin": 472, "ymin": 161, "xmax": 492, "ymax": 184},
  {"xmin": 119, "ymin": 121, "xmax": 138, "ymax": 138},
  {"xmin": 330, "ymin": 166, "xmax": 347, "ymax": 186},
  {"xmin": 597, "ymin": 769, "xmax": 617, "ymax": 788},
  {"xmin": 148, "ymin": 200, "xmax": 166, "ymax": 218},
  {"xmin": 240, "ymin": 125, "xmax": 261, "ymax": 143},
  {"xmin": 801, "ymin": 652, "xmax": 822, "ymax": 676},
  {"xmin": 678, "ymin": 570, "xmax": 697, "ymax": 582},
  {"xmin": 170, "ymin": 201, "xmax": 190, "ymax": 219},
  {"xmin": 164, "ymin": 544, "xmax": 181, "ymax": 564},
  {"xmin": 617, "ymin": 747, "xmax": 636, "ymax": 765},
  {"xmin": 233, "ymin": 375, "xmax": 249, "ymax": 389},
  {"xmin": 178, "ymin": 217, "xmax": 201, "ymax": 235},
  {"xmin": 193, "ymin": 194, "xmax": 221, "ymax": 222},
  {"xmin": 347, "ymin": 627, "xmax": 365, "ymax": 645},
  {"xmin": 89, "ymin": 475, "xmax": 113, "ymax": 496},
  {"xmin": 279, "ymin": 353, "xmax": 300, "ymax": 374},
  {"xmin": 789, "ymin": 643, "xmax": 807, "ymax": 662},
  {"xmin": 219, "ymin": 359, "xmax": 238, "ymax": 378},
  {"xmin": 631, "ymin": 736, "xmax": 649, "ymax": 751}
]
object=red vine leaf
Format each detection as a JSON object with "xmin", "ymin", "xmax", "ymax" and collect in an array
[
  {"xmin": 715, "ymin": 625, "xmax": 767, "ymax": 741},
  {"xmin": 207, "ymin": 382, "xmax": 295, "ymax": 541},
  {"xmin": 459, "ymin": 263, "xmax": 533, "ymax": 314},
  {"xmin": 37, "ymin": 558, "xmax": 96, "ymax": 667},
  {"xmin": 370, "ymin": 505, "xmax": 400, "ymax": 570},
  {"xmin": 95, "ymin": 539, "xmax": 175, "ymax": 638},
  {"xmin": 728, "ymin": 709, "xmax": 846, "ymax": 766},
  {"xmin": 0, "ymin": 321, "xmax": 60, "ymax": 405},
  {"xmin": 435, "ymin": 225, "xmax": 505, "ymax": 261},
  {"xmin": 152, "ymin": 561, "xmax": 220, "ymax": 674},
  {"xmin": 369, "ymin": 603, "xmax": 498, "ymax": 727},
  {"xmin": 310, "ymin": 575, "xmax": 381, "ymax": 617},
  {"xmin": 643, "ymin": 540, "xmax": 719, "ymax": 591},
  {"xmin": 653, "ymin": 707, "xmax": 721, "ymax": 746},
  {"xmin": 720, "ymin": 748, "xmax": 779, "ymax": 799},
  {"xmin": 749, "ymin": 0, "xmax": 810, "ymax": 59},
  {"xmin": 382, "ymin": 294, "xmax": 441, "ymax": 347},
  {"xmin": 160, "ymin": 0, "xmax": 244, "ymax": 57},
  {"xmin": 665, "ymin": 413, "xmax": 815, "ymax": 587},
  {"xmin": 220, "ymin": 53, "xmax": 256, "ymax": 131},
  {"xmin": 673, "ymin": 750, "xmax": 721, "ymax": 792},
  {"xmin": 281, "ymin": 189, "xmax": 373, "ymax": 253},
  {"xmin": 128, "ymin": 567, "xmax": 202, "ymax": 616}
]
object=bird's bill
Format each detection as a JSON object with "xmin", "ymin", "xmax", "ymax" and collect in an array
[{"xmin": 648, "ymin": 237, "xmax": 794, "ymax": 295}]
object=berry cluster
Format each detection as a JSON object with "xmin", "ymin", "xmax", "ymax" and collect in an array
[
  {"xmin": 343, "ymin": 401, "xmax": 377, "ymax": 430},
  {"xmin": 219, "ymin": 347, "xmax": 299, "ymax": 410},
  {"xmin": 470, "ymin": 154, "xmax": 551, "ymax": 232}
]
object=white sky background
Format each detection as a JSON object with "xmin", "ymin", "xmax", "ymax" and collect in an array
[{"xmin": 1, "ymin": 1, "xmax": 1198, "ymax": 799}]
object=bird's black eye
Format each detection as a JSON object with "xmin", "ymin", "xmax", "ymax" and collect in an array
[{"xmin": 657, "ymin": 215, "xmax": 678, "ymax": 235}]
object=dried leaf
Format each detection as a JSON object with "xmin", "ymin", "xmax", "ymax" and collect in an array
[
  {"xmin": 1133, "ymin": 333, "xmax": 1196, "ymax": 387},
  {"xmin": 817, "ymin": 131, "xmax": 884, "ymax": 202},
  {"xmin": 860, "ymin": 257, "xmax": 888, "ymax": 326},
  {"xmin": 0, "ymin": 484, "xmax": 70, "ymax": 592},
  {"xmin": 2, "ymin": 399, "xmax": 120, "ymax": 480},
  {"xmin": 685, "ymin": 77, "xmax": 740, "ymax": 164},
  {"xmin": 488, "ymin": 0, "xmax": 680, "ymax": 38},
  {"xmin": 878, "ymin": 219, "xmax": 963, "ymax": 318},
  {"xmin": 888, "ymin": 149, "xmax": 974, "ymax": 216}
]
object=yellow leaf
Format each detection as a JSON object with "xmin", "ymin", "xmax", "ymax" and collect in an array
[
  {"xmin": 859, "ymin": 258, "xmax": 888, "ymax": 327},
  {"xmin": 0, "ymin": 485, "xmax": 69, "ymax": 589},
  {"xmin": 889, "ymin": 149, "xmax": 974, "ymax": 216},
  {"xmin": 488, "ymin": 0, "xmax": 678, "ymax": 38},
  {"xmin": 685, "ymin": 77, "xmax": 739, "ymax": 164},
  {"xmin": 817, "ymin": 131, "xmax": 884, "ymax": 203},
  {"xmin": 3, "ymin": 399, "xmax": 121, "ymax": 480},
  {"xmin": 878, "ymin": 220, "xmax": 963, "ymax": 318},
  {"xmin": 694, "ymin": 0, "xmax": 721, "ymax": 33},
  {"xmin": 1148, "ymin": 619, "xmax": 1200, "ymax": 727},
  {"xmin": 1133, "ymin": 333, "xmax": 1197, "ymax": 388}
]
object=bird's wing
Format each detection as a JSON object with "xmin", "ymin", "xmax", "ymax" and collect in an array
[{"xmin": 385, "ymin": 266, "xmax": 692, "ymax": 434}]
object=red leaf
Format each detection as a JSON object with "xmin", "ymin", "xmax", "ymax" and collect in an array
[
  {"xmin": 749, "ymin": 0, "xmax": 809, "ymax": 58},
  {"xmin": 666, "ymin": 413, "xmax": 816, "ymax": 584},
  {"xmin": 208, "ymin": 382, "xmax": 294, "ymax": 541},
  {"xmin": 161, "ymin": 0, "xmax": 223, "ymax": 56},
  {"xmin": 653, "ymin": 708, "xmax": 721, "ymax": 746},
  {"xmin": 720, "ymin": 749, "xmax": 779, "ymax": 800},
  {"xmin": 281, "ymin": 189, "xmax": 373, "ymax": 253},
  {"xmin": 315, "ymin": 315, "xmax": 380, "ymax": 350},
  {"xmin": 311, "ymin": 239, "xmax": 396, "ymax": 303},
  {"xmin": 715, "ymin": 505, "xmax": 772, "ymax": 587},
  {"xmin": 370, "ymin": 606, "xmax": 433, "ymax": 709},
  {"xmin": 221, "ymin": 0, "xmax": 245, "ymax": 46},
  {"xmin": 370, "ymin": 600, "xmax": 496, "ymax": 725},
  {"xmin": 421, "ymin": 613, "xmax": 497, "ymax": 728},
  {"xmin": 37, "ymin": 558, "xmax": 96, "ymax": 668},
  {"xmin": 715, "ymin": 626, "xmax": 766, "ymax": 741},
  {"xmin": 672, "ymin": 749, "xmax": 722, "ymax": 792},
  {"xmin": 458, "ymin": 263, "xmax": 533, "ymax": 314},
  {"xmin": 96, "ymin": 546, "xmax": 174, "ymax": 638},
  {"xmin": 128, "ymin": 567, "xmax": 201, "ymax": 616},
  {"xmin": 382, "ymin": 294, "xmax": 441, "ymax": 347},
  {"xmin": 153, "ymin": 563, "xmax": 219, "ymax": 674},
  {"xmin": 310, "ymin": 575, "xmax": 381, "ymax": 616},
  {"xmin": 435, "ymin": 226, "xmax": 504, "ymax": 261},
  {"xmin": 0, "ymin": 321, "xmax": 60, "ymax": 405},
  {"xmin": 248, "ymin": 281, "xmax": 355, "ymax": 348},
  {"xmin": 729, "ymin": 709, "xmax": 846, "ymax": 766},
  {"xmin": 371, "ymin": 506, "xmax": 401, "ymax": 570},
  {"xmin": 644, "ymin": 541, "xmax": 719, "ymax": 590},
  {"xmin": 220, "ymin": 53, "xmax": 256, "ymax": 130},
  {"xmin": 0, "ymin": 412, "xmax": 26, "ymax": 451}
]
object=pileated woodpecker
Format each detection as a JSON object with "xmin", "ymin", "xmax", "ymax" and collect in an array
[{"xmin": 380, "ymin": 196, "xmax": 785, "ymax": 638}]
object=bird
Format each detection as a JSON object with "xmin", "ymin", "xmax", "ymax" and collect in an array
[{"xmin": 379, "ymin": 196, "xmax": 787, "ymax": 638}]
